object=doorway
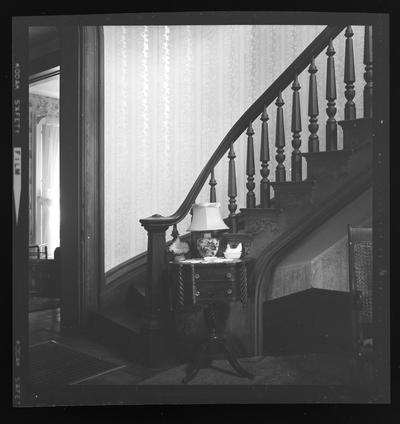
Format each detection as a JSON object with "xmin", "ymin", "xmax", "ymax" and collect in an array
[{"xmin": 28, "ymin": 68, "xmax": 61, "ymax": 335}]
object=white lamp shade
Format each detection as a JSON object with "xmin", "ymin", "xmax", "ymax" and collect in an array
[{"xmin": 187, "ymin": 202, "xmax": 229, "ymax": 232}]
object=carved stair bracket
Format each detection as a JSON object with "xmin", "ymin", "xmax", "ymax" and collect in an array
[
  {"xmin": 270, "ymin": 181, "xmax": 315, "ymax": 210},
  {"xmin": 338, "ymin": 118, "xmax": 373, "ymax": 151},
  {"xmin": 302, "ymin": 150, "xmax": 352, "ymax": 182}
]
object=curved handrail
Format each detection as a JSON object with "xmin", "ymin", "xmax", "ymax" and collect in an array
[{"xmin": 140, "ymin": 24, "xmax": 346, "ymax": 229}]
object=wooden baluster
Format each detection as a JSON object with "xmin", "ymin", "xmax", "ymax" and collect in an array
[
  {"xmin": 344, "ymin": 26, "xmax": 356, "ymax": 120},
  {"xmin": 260, "ymin": 106, "xmax": 270, "ymax": 208},
  {"xmin": 275, "ymin": 91, "xmax": 286, "ymax": 182},
  {"xmin": 228, "ymin": 142, "xmax": 237, "ymax": 232},
  {"xmin": 326, "ymin": 38, "xmax": 338, "ymax": 151},
  {"xmin": 363, "ymin": 25, "xmax": 373, "ymax": 118},
  {"xmin": 308, "ymin": 57, "xmax": 320, "ymax": 152},
  {"xmin": 171, "ymin": 223, "xmax": 179, "ymax": 240},
  {"xmin": 209, "ymin": 168, "xmax": 217, "ymax": 202},
  {"xmin": 291, "ymin": 74, "xmax": 302, "ymax": 181},
  {"xmin": 246, "ymin": 121, "xmax": 256, "ymax": 208}
]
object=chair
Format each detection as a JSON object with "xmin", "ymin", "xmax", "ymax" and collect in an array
[
  {"xmin": 347, "ymin": 225, "xmax": 373, "ymax": 381},
  {"xmin": 29, "ymin": 244, "xmax": 48, "ymax": 260}
]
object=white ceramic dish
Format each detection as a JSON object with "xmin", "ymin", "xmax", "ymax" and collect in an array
[{"xmin": 223, "ymin": 251, "xmax": 241, "ymax": 260}]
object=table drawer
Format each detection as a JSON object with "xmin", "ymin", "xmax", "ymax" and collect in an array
[
  {"xmin": 193, "ymin": 266, "xmax": 238, "ymax": 282},
  {"xmin": 195, "ymin": 281, "xmax": 239, "ymax": 301}
]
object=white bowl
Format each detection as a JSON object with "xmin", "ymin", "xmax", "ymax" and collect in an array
[{"xmin": 224, "ymin": 251, "xmax": 242, "ymax": 260}]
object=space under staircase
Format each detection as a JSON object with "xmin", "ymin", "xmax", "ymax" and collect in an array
[{"xmin": 91, "ymin": 25, "xmax": 375, "ymax": 367}]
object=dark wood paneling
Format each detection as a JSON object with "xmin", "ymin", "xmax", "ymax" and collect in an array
[
  {"xmin": 59, "ymin": 26, "xmax": 104, "ymax": 330},
  {"xmin": 81, "ymin": 26, "xmax": 104, "ymax": 314},
  {"xmin": 59, "ymin": 25, "xmax": 81, "ymax": 330}
]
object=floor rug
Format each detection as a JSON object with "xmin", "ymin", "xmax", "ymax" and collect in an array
[
  {"xmin": 139, "ymin": 353, "xmax": 359, "ymax": 386},
  {"xmin": 29, "ymin": 341, "xmax": 119, "ymax": 385}
]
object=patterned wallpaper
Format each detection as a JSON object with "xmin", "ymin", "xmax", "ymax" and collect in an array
[{"xmin": 103, "ymin": 25, "xmax": 365, "ymax": 272}]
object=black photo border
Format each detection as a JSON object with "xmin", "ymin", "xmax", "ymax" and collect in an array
[{"xmin": 12, "ymin": 10, "xmax": 391, "ymax": 409}]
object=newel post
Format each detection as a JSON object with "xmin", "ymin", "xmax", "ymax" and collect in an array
[{"xmin": 140, "ymin": 216, "xmax": 169, "ymax": 333}]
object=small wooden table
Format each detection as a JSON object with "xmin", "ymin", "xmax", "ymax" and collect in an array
[{"xmin": 169, "ymin": 258, "xmax": 254, "ymax": 384}]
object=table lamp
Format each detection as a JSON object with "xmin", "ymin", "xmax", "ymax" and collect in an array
[{"xmin": 187, "ymin": 202, "xmax": 229, "ymax": 261}]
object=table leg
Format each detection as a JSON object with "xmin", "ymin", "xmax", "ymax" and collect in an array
[
  {"xmin": 182, "ymin": 342, "xmax": 208, "ymax": 384},
  {"xmin": 219, "ymin": 340, "xmax": 254, "ymax": 380}
]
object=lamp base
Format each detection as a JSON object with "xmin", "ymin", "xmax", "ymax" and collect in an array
[{"xmin": 196, "ymin": 236, "xmax": 220, "ymax": 259}]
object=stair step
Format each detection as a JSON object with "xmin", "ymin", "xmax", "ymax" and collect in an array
[
  {"xmin": 270, "ymin": 180, "xmax": 315, "ymax": 209},
  {"xmin": 302, "ymin": 149, "xmax": 352, "ymax": 181},
  {"xmin": 338, "ymin": 117, "xmax": 373, "ymax": 150}
]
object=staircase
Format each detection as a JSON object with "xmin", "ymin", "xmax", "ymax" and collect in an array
[{"xmin": 91, "ymin": 24, "xmax": 375, "ymax": 367}]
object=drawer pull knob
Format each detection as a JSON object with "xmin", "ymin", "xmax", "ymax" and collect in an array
[
  {"xmin": 226, "ymin": 273, "xmax": 232, "ymax": 279},
  {"xmin": 194, "ymin": 273, "xmax": 200, "ymax": 279},
  {"xmin": 227, "ymin": 288, "xmax": 233, "ymax": 295}
]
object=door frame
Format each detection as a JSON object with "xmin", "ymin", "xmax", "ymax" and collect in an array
[{"xmin": 59, "ymin": 25, "xmax": 104, "ymax": 330}]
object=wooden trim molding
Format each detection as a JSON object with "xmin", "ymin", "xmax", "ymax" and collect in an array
[
  {"xmin": 80, "ymin": 26, "xmax": 104, "ymax": 318},
  {"xmin": 59, "ymin": 25, "xmax": 81, "ymax": 330},
  {"xmin": 59, "ymin": 25, "xmax": 104, "ymax": 330}
]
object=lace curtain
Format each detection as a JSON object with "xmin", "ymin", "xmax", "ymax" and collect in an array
[
  {"xmin": 37, "ymin": 115, "xmax": 60, "ymax": 258},
  {"xmin": 104, "ymin": 25, "xmax": 365, "ymax": 272},
  {"xmin": 29, "ymin": 93, "xmax": 60, "ymax": 258}
]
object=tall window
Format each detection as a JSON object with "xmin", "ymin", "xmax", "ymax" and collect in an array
[
  {"xmin": 29, "ymin": 71, "xmax": 60, "ymax": 259},
  {"xmin": 35, "ymin": 115, "xmax": 60, "ymax": 257}
]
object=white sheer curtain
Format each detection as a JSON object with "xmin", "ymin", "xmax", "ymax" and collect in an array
[
  {"xmin": 104, "ymin": 25, "xmax": 365, "ymax": 272},
  {"xmin": 37, "ymin": 115, "xmax": 60, "ymax": 258}
]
